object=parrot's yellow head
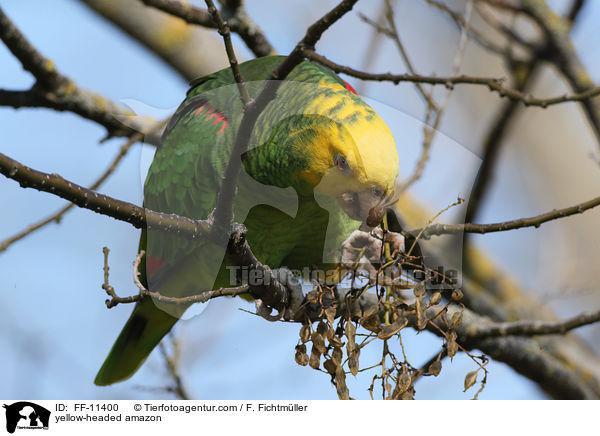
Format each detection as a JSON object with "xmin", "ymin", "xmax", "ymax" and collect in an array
[{"xmin": 293, "ymin": 81, "xmax": 399, "ymax": 227}]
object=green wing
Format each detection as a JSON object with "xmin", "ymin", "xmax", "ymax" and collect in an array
[{"xmin": 95, "ymin": 57, "xmax": 296, "ymax": 385}]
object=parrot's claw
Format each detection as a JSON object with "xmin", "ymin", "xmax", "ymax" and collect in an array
[
  {"xmin": 255, "ymin": 267, "xmax": 304, "ymax": 321},
  {"xmin": 341, "ymin": 229, "xmax": 405, "ymax": 272}
]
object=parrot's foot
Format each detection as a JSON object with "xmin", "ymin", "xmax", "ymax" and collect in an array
[
  {"xmin": 341, "ymin": 229, "xmax": 405, "ymax": 276},
  {"xmin": 255, "ymin": 267, "xmax": 304, "ymax": 322}
]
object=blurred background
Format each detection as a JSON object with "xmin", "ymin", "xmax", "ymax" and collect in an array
[{"xmin": 1, "ymin": 0, "xmax": 599, "ymax": 399}]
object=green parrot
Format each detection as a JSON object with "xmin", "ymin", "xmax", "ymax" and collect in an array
[{"xmin": 94, "ymin": 56, "xmax": 399, "ymax": 386}]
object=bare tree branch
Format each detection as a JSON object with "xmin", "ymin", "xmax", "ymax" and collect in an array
[
  {"xmin": 140, "ymin": 0, "xmax": 214, "ymax": 27},
  {"xmin": 566, "ymin": 0, "xmax": 586, "ymax": 23},
  {"xmin": 0, "ymin": 132, "xmax": 143, "ymax": 254},
  {"xmin": 415, "ymin": 193, "xmax": 600, "ymax": 238},
  {"xmin": 473, "ymin": 1, "xmax": 537, "ymax": 51},
  {"xmin": 505, "ymin": 0, "xmax": 600, "ymax": 146},
  {"xmin": 204, "ymin": 0, "xmax": 251, "ymax": 107},
  {"xmin": 309, "ymin": 289, "xmax": 600, "ymax": 399},
  {"xmin": 158, "ymin": 338, "xmax": 190, "ymax": 400},
  {"xmin": 0, "ymin": 0, "xmax": 360, "ymax": 319},
  {"xmin": 303, "ymin": 49, "xmax": 600, "ymax": 108},
  {"xmin": 0, "ymin": 6, "xmax": 156, "ymax": 139},
  {"xmin": 422, "ymin": 0, "xmax": 509, "ymax": 56},
  {"xmin": 467, "ymin": 309, "xmax": 600, "ymax": 339},
  {"xmin": 462, "ymin": 1, "xmax": 594, "ymax": 223},
  {"xmin": 101, "ymin": 248, "xmax": 249, "ymax": 309},
  {"xmin": 78, "ymin": 0, "xmax": 230, "ymax": 82},
  {"xmin": 0, "ymin": 86, "xmax": 157, "ymax": 141},
  {"xmin": 0, "ymin": 151, "xmax": 211, "ymax": 237},
  {"xmin": 0, "ymin": 8, "xmax": 66, "ymax": 88},
  {"xmin": 140, "ymin": 0, "xmax": 275, "ymax": 57},
  {"xmin": 0, "ymin": 149, "xmax": 291, "ymax": 311}
]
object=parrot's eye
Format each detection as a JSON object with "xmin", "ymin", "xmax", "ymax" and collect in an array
[{"xmin": 334, "ymin": 153, "xmax": 349, "ymax": 172}]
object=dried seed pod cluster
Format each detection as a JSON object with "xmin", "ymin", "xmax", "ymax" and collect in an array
[{"xmin": 291, "ymin": 228, "xmax": 487, "ymax": 399}]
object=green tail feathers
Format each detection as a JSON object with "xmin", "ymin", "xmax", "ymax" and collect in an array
[{"xmin": 94, "ymin": 299, "xmax": 178, "ymax": 386}]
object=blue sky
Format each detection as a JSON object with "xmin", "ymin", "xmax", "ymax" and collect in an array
[{"xmin": 3, "ymin": 0, "xmax": 598, "ymax": 399}]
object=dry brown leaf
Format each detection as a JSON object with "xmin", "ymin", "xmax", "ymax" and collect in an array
[
  {"xmin": 447, "ymin": 330, "xmax": 458, "ymax": 359},
  {"xmin": 413, "ymin": 282, "xmax": 426, "ymax": 298},
  {"xmin": 451, "ymin": 311, "xmax": 463, "ymax": 327},
  {"xmin": 324, "ymin": 359, "xmax": 337, "ymax": 376},
  {"xmin": 329, "ymin": 335, "xmax": 344, "ymax": 349},
  {"xmin": 295, "ymin": 347, "xmax": 309, "ymax": 366},
  {"xmin": 332, "ymin": 347, "xmax": 343, "ymax": 366},
  {"xmin": 311, "ymin": 331, "xmax": 327, "ymax": 354},
  {"xmin": 428, "ymin": 359, "xmax": 442, "ymax": 376},
  {"xmin": 416, "ymin": 299, "xmax": 428, "ymax": 330},
  {"xmin": 325, "ymin": 306, "xmax": 337, "ymax": 324},
  {"xmin": 377, "ymin": 316, "xmax": 408, "ymax": 340},
  {"xmin": 397, "ymin": 371, "xmax": 412, "ymax": 393},
  {"xmin": 464, "ymin": 370, "xmax": 478, "ymax": 391},
  {"xmin": 345, "ymin": 322, "xmax": 356, "ymax": 343},
  {"xmin": 299, "ymin": 324, "xmax": 310, "ymax": 343},
  {"xmin": 348, "ymin": 354, "xmax": 359, "ymax": 376},
  {"xmin": 309, "ymin": 346, "xmax": 321, "ymax": 369},
  {"xmin": 429, "ymin": 292, "xmax": 441, "ymax": 306},
  {"xmin": 335, "ymin": 368, "xmax": 349, "ymax": 400},
  {"xmin": 316, "ymin": 321, "xmax": 328, "ymax": 336},
  {"xmin": 451, "ymin": 289, "xmax": 463, "ymax": 302}
]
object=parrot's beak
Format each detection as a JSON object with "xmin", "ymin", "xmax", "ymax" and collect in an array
[
  {"xmin": 338, "ymin": 186, "xmax": 388, "ymax": 228},
  {"xmin": 366, "ymin": 205, "xmax": 385, "ymax": 228}
]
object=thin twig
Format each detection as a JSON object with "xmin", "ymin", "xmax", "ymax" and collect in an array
[
  {"xmin": 462, "ymin": 58, "xmax": 542, "ymax": 224},
  {"xmin": 422, "ymin": 0, "xmax": 508, "ymax": 56},
  {"xmin": 355, "ymin": 5, "xmax": 388, "ymax": 95},
  {"xmin": 414, "ymin": 194, "xmax": 600, "ymax": 238},
  {"xmin": 102, "ymin": 248, "xmax": 249, "ymax": 309},
  {"xmin": 0, "ymin": 151, "xmax": 212, "ymax": 238},
  {"xmin": 0, "ymin": 131, "xmax": 147, "ymax": 254},
  {"xmin": 520, "ymin": 0, "xmax": 600, "ymax": 146},
  {"xmin": 467, "ymin": 309, "xmax": 600, "ymax": 339},
  {"xmin": 158, "ymin": 340, "xmax": 190, "ymax": 400},
  {"xmin": 406, "ymin": 197, "xmax": 464, "ymax": 255},
  {"xmin": 0, "ymin": 6, "xmax": 155, "ymax": 138},
  {"xmin": 0, "ymin": 149, "xmax": 289, "ymax": 310},
  {"xmin": 158, "ymin": 337, "xmax": 190, "ymax": 400},
  {"xmin": 0, "ymin": 6, "xmax": 67, "ymax": 89},
  {"xmin": 473, "ymin": 1, "xmax": 536, "ymax": 50},
  {"xmin": 384, "ymin": 0, "xmax": 438, "ymax": 111},
  {"xmin": 140, "ymin": 0, "xmax": 275, "ymax": 57},
  {"xmin": 204, "ymin": 0, "xmax": 252, "ymax": 107},
  {"xmin": 302, "ymin": 50, "xmax": 600, "ymax": 108},
  {"xmin": 399, "ymin": 0, "xmax": 474, "ymax": 194}
]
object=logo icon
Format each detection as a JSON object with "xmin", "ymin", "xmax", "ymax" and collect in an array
[{"xmin": 3, "ymin": 402, "xmax": 50, "ymax": 434}]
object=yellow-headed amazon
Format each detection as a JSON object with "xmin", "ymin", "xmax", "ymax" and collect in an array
[{"xmin": 95, "ymin": 56, "xmax": 399, "ymax": 386}]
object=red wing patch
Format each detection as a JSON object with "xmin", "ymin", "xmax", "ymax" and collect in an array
[
  {"xmin": 147, "ymin": 255, "xmax": 165, "ymax": 277},
  {"xmin": 193, "ymin": 104, "xmax": 228, "ymax": 135},
  {"xmin": 193, "ymin": 105, "xmax": 206, "ymax": 116},
  {"xmin": 344, "ymin": 80, "xmax": 358, "ymax": 95},
  {"xmin": 208, "ymin": 112, "xmax": 228, "ymax": 135}
]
